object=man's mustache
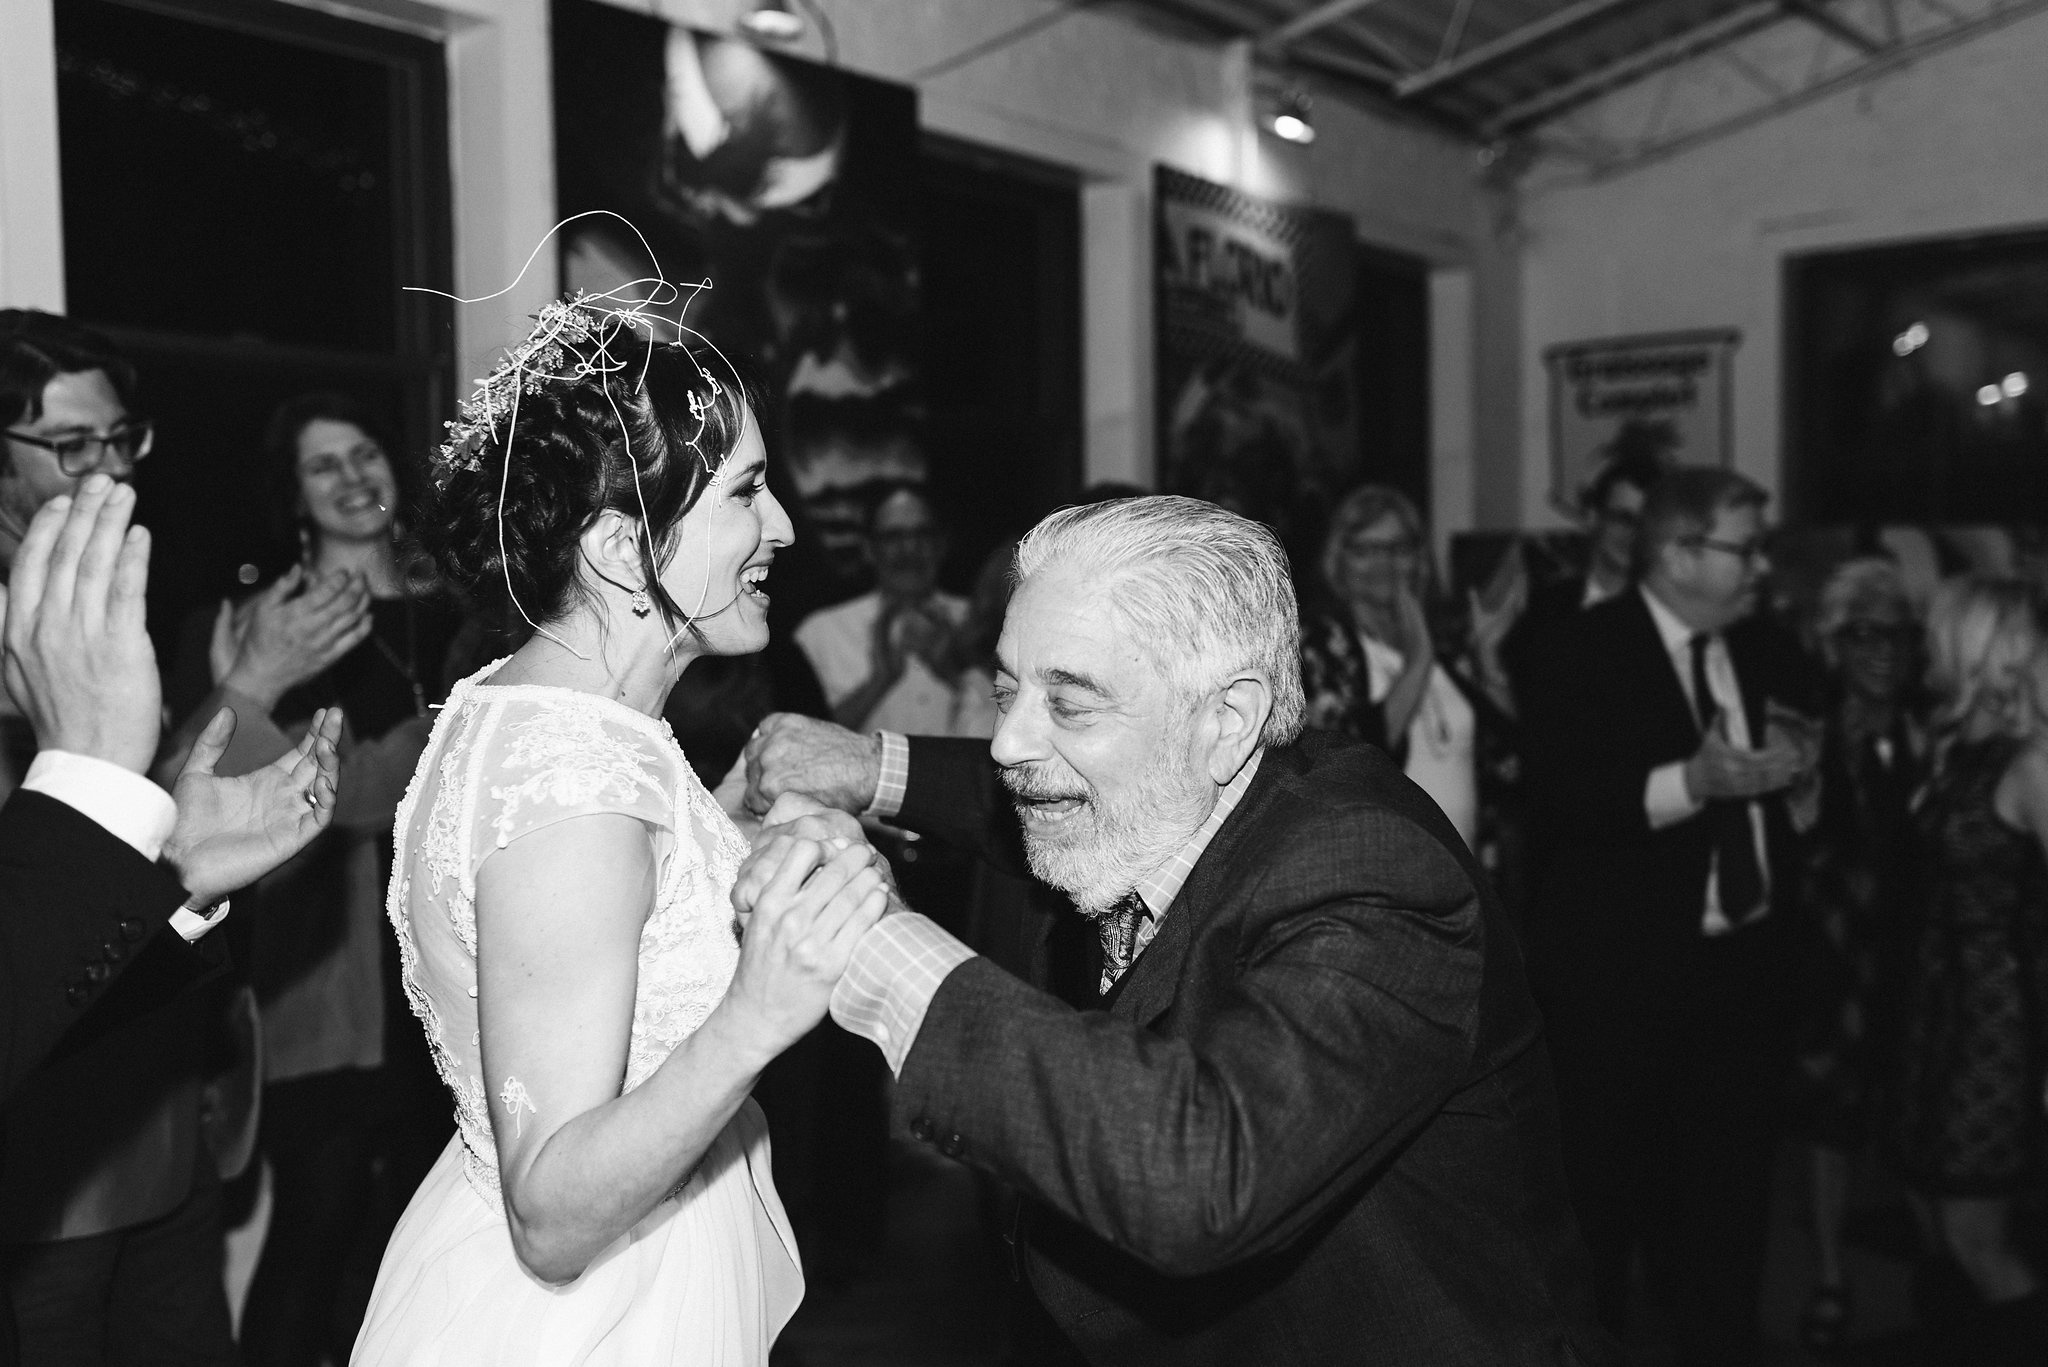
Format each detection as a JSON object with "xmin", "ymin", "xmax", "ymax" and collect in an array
[{"xmin": 999, "ymin": 766, "xmax": 1090, "ymax": 805}]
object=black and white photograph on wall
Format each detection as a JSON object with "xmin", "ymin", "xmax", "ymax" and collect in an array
[{"xmin": 552, "ymin": 0, "xmax": 921, "ymax": 623}]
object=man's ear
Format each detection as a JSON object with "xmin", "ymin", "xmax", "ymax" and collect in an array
[{"xmin": 1203, "ymin": 672, "xmax": 1272, "ymax": 784}]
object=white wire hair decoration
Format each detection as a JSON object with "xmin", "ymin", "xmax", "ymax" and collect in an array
[{"xmin": 404, "ymin": 209, "xmax": 751, "ymax": 659}]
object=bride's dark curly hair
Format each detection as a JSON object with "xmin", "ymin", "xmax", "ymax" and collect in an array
[{"xmin": 420, "ymin": 340, "xmax": 757, "ymax": 634}]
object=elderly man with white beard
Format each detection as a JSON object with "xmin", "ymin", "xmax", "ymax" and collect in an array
[{"xmin": 735, "ymin": 496, "xmax": 1614, "ymax": 1367}]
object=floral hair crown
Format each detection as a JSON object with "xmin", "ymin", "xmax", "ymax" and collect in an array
[{"xmin": 433, "ymin": 289, "xmax": 727, "ymax": 485}]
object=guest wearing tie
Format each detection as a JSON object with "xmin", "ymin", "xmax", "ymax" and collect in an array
[{"xmin": 1518, "ymin": 465, "xmax": 1822, "ymax": 1367}]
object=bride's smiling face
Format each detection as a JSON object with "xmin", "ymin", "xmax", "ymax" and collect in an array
[{"xmin": 658, "ymin": 409, "xmax": 792, "ymax": 657}]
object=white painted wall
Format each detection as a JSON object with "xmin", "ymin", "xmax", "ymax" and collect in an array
[{"xmin": 1512, "ymin": 8, "xmax": 2048, "ymax": 529}]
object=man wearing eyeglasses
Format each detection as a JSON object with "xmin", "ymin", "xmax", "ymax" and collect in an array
[
  {"xmin": 1518, "ymin": 465, "xmax": 1824, "ymax": 1367},
  {"xmin": 0, "ymin": 315, "xmax": 151, "ymax": 570}
]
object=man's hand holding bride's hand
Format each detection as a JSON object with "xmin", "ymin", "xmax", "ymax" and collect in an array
[
  {"xmin": 735, "ymin": 794, "xmax": 900, "ymax": 915},
  {"xmin": 723, "ymin": 837, "xmax": 889, "ymax": 1054},
  {"xmin": 742, "ymin": 714, "xmax": 882, "ymax": 817}
]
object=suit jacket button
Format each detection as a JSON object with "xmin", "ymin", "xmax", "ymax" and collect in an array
[
  {"xmin": 119, "ymin": 917, "xmax": 147, "ymax": 942},
  {"xmin": 66, "ymin": 983, "xmax": 91, "ymax": 1008},
  {"xmin": 83, "ymin": 961, "xmax": 110, "ymax": 985},
  {"xmin": 100, "ymin": 938, "xmax": 125, "ymax": 964},
  {"xmin": 938, "ymin": 1133, "xmax": 965, "ymax": 1159},
  {"xmin": 909, "ymin": 1118, "xmax": 933, "ymax": 1142}
]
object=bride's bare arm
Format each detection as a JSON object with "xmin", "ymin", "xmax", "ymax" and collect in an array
[{"xmin": 475, "ymin": 815, "xmax": 888, "ymax": 1284}]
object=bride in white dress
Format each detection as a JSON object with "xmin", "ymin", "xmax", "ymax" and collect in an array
[{"xmin": 352, "ymin": 316, "xmax": 888, "ymax": 1364}]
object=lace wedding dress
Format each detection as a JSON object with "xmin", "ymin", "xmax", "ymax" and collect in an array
[{"xmin": 352, "ymin": 666, "xmax": 801, "ymax": 1364}]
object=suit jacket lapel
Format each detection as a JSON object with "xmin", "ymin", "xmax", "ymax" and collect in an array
[
  {"xmin": 1109, "ymin": 754, "xmax": 1284, "ymax": 1029},
  {"xmin": 1618, "ymin": 591, "xmax": 1704, "ymax": 748}
]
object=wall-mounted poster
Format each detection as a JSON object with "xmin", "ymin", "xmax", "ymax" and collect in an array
[
  {"xmin": 1155, "ymin": 166, "xmax": 1358, "ymax": 557},
  {"xmin": 1545, "ymin": 328, "xmax": 1739, "ymax": 516},
  {"xmin": 552, "ymin": 0, "xmax": 920, "ymax": 613}
]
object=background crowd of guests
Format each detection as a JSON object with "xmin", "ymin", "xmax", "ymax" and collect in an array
[{"xmin": 3, "ymin": 296, "xmax": 2048, "ymax": 1366}]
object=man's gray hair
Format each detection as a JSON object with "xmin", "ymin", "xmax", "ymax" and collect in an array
[{"xmin": 1013, "ymin": 495, "xmax": 1305, "ymax": 746}]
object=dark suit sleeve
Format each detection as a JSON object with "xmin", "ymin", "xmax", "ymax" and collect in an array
[
  {"xmin": 892, "ymin": 802, "xmax": 1484, "ymax": 1277},
  {"xmin": 0, "ymin": 790, "xmax": 207, "ymax": 1102},
  {"xmin": 892, "ymin": 735, "xmax": 1030, "ymax": 878}
]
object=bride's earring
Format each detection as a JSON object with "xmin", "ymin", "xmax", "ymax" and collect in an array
[{"xmin": 629, "ymin": 588, "xmax": 653, "ymax": 619}]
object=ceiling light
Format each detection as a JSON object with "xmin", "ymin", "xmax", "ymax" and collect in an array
[
  {"xmin": 1891, "ymin": 321, "xmax": 1929, "ymax": 356},
  {"xmin": 1259, "ymin": 81, "xmax": 1315, "ymax": 145},
  {"xmin": 1976, "ymin": 384, "xmax": 2003, "ymax": 407},
  {"xmin": 2003, "ymin": 371, "xmax": 2029, "ymax": 399},
  {"xmin": 738, "ymin": 1, "xmax": 805, "ymax": 44}
]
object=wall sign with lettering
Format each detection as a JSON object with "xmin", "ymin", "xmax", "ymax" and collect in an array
[
  {"xmin": 1544, "ymin": 329, "xmax": 1740, "ymax": 515},
  {"xmin": 1154, "ymin": 166, "xmax": 1358, "ymax": 545}
]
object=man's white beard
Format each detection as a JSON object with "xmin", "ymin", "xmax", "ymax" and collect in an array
[{"xmin": 1004, "ymin": 740, "xmax": 1217, "ymax": 920}]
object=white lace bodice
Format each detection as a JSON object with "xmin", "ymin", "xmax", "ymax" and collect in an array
[{"xmin": 387, "ymin": 663, "xmax": 750, "ymax": 1204}]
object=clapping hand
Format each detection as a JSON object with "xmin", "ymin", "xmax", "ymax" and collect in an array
[
  {"xmin": 1684, "ymin": 716, "xmax": 1809, "ymax": 802},
  {"xmin": 216, "ymin": 565, "xmax": 372, "ymax": 710},
  {"xmin": 163, "ymin": 705, "xmax": 342, "ymax": 908},
  {"xmin": 0, "ymin": 476, "xmax": 161, "ymax": 773}
]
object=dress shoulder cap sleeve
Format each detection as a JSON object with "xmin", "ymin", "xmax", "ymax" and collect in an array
[{"xmin": 469, "ymin": 693, "xmax": 679, "ymax": 863}]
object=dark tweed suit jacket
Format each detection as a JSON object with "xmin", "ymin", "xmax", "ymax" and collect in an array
[
  {"xmin": 0, "ymin": 789, "xmax": 210, "ymax": 1105},
  {"xmin": 888, "ymin": 732, "xmax": 1616, "ymax": 1366}
]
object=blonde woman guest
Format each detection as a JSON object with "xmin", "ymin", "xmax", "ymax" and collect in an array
[
  {"xmin": 1297, "ymin": 485, "xmax": 1517, "ymax": 850},
  {"xmin": 1888, "ymin": 576, "xmax": 2048, "ymax": 1359}
]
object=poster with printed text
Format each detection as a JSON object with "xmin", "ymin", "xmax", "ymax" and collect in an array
[
  {"xmin": 1155, "ymin": 166, "xmax": 1358, "ymax": 559},
  {"xmin": 1545, "ymin": 329, "xmax": 1739, "ymax": 517}
]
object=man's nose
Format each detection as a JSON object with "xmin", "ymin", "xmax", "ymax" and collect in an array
[{"xmin": 988, "ymin": 698, "xmax": 1043, "ymax": 770}]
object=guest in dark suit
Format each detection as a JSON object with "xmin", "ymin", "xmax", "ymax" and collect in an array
[
  {"xmin": 740, "ymin": 496, "xmax": 1615, "ymax": 1366},
  {"xmin": 0, "ymin": 314, "xmax": 342, "ymax": 1366},
  {"xmin": 0, "ymin": 477, "xmax": 340, "ymax": 1363},
  {"xmin": 1518, "ymin": 465, "xmax": 1823, "ymax": 1366}
]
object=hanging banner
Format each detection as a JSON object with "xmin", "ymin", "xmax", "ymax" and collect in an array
[
  {"xmin": 1156, "ymin": 166, "xmax": 1358, "ymax": 547},
  {"xmin": 553, "ymin": 0, "xmax": 920, "ymax": 610},
  {"xmin": 1545, "ymin": 328, "xmax": 1739, "ymax": 515}
]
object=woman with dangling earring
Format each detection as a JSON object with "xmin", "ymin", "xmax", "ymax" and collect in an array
[{"xmin": 158, "ymin": 392, "xmax": 487, "ymax": 1367}]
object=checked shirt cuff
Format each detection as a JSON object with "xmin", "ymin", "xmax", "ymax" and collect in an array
[
  {"xmin": 863, "ymin": 731, "xmax": 910, "ymax": 821},
  {"xmin": 829, "ymin": 911, "xmax": 975, "ymax": 1076}
]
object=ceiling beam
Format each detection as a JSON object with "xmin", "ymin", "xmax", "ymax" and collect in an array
[
  {"xmin": 1484, "ymin": 1, "xmax": 1785, "ymax": 133},
  {"xmin": 1782, "ymin": 0, "xmax": 1888, "ymax": 52},
  {"xmin": 1394, "ymin": 0, "xmax": 1644, "ymax": 98},
  {"xmin": 1260, "ymin": 0, "xmax": 1396, "ymax": 49}
]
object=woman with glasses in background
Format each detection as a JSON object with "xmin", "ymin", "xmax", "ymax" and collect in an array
[
  {"xmin": 1786, "ymin": 558, "xmax": 1926, "ymax": 1352},
  {"xmin": 1297, "ymin": 484, "xmax": 1519, "ymax": 852},
  {"xmin": 1887, "ymin": 575, "xmax": 2048, "ymax": 1362}
]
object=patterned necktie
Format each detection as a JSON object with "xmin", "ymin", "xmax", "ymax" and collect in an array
[
  {"xmin": 1098, "ymin": 891, "xmax": 1148, "ymax": 990},
  {"xmin": 1690, "ymin": 633, "xmax": 1765, "ymax": 922}
]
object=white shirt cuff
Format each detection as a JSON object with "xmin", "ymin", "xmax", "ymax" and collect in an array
[
  {"xmin": 170, "ymin": 898, "xmax": 231, "ymax": 942},
  {"xmin": 864, "ymin": 731, "xmax": 909, "ymax": 821},
  {"xmin": 22, "ymin": 751, "xmax": 177, "ymax": 860},
  {"xmin": 829, "ymin": 911, "xmax": 976, "ymax": 1075},
  {"xmin": 1645, "ymin": 760, "xmax": 1703, "ymax": 830}
]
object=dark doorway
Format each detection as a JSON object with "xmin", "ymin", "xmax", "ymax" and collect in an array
[
  {"xmin": 1786, "ymin": 228, "xmax": 2048, "ymax": 524},
  {"xmin": 1353, "ymin": 242, "xmax": 1431, "ymax": 519},
  {"xmin": 53, "ymin": 0, "xmax": 451, "ymax": 647},
  {"xmin": 918, "ymin": 134, "xmax": 1083, "ymax": 589}
]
